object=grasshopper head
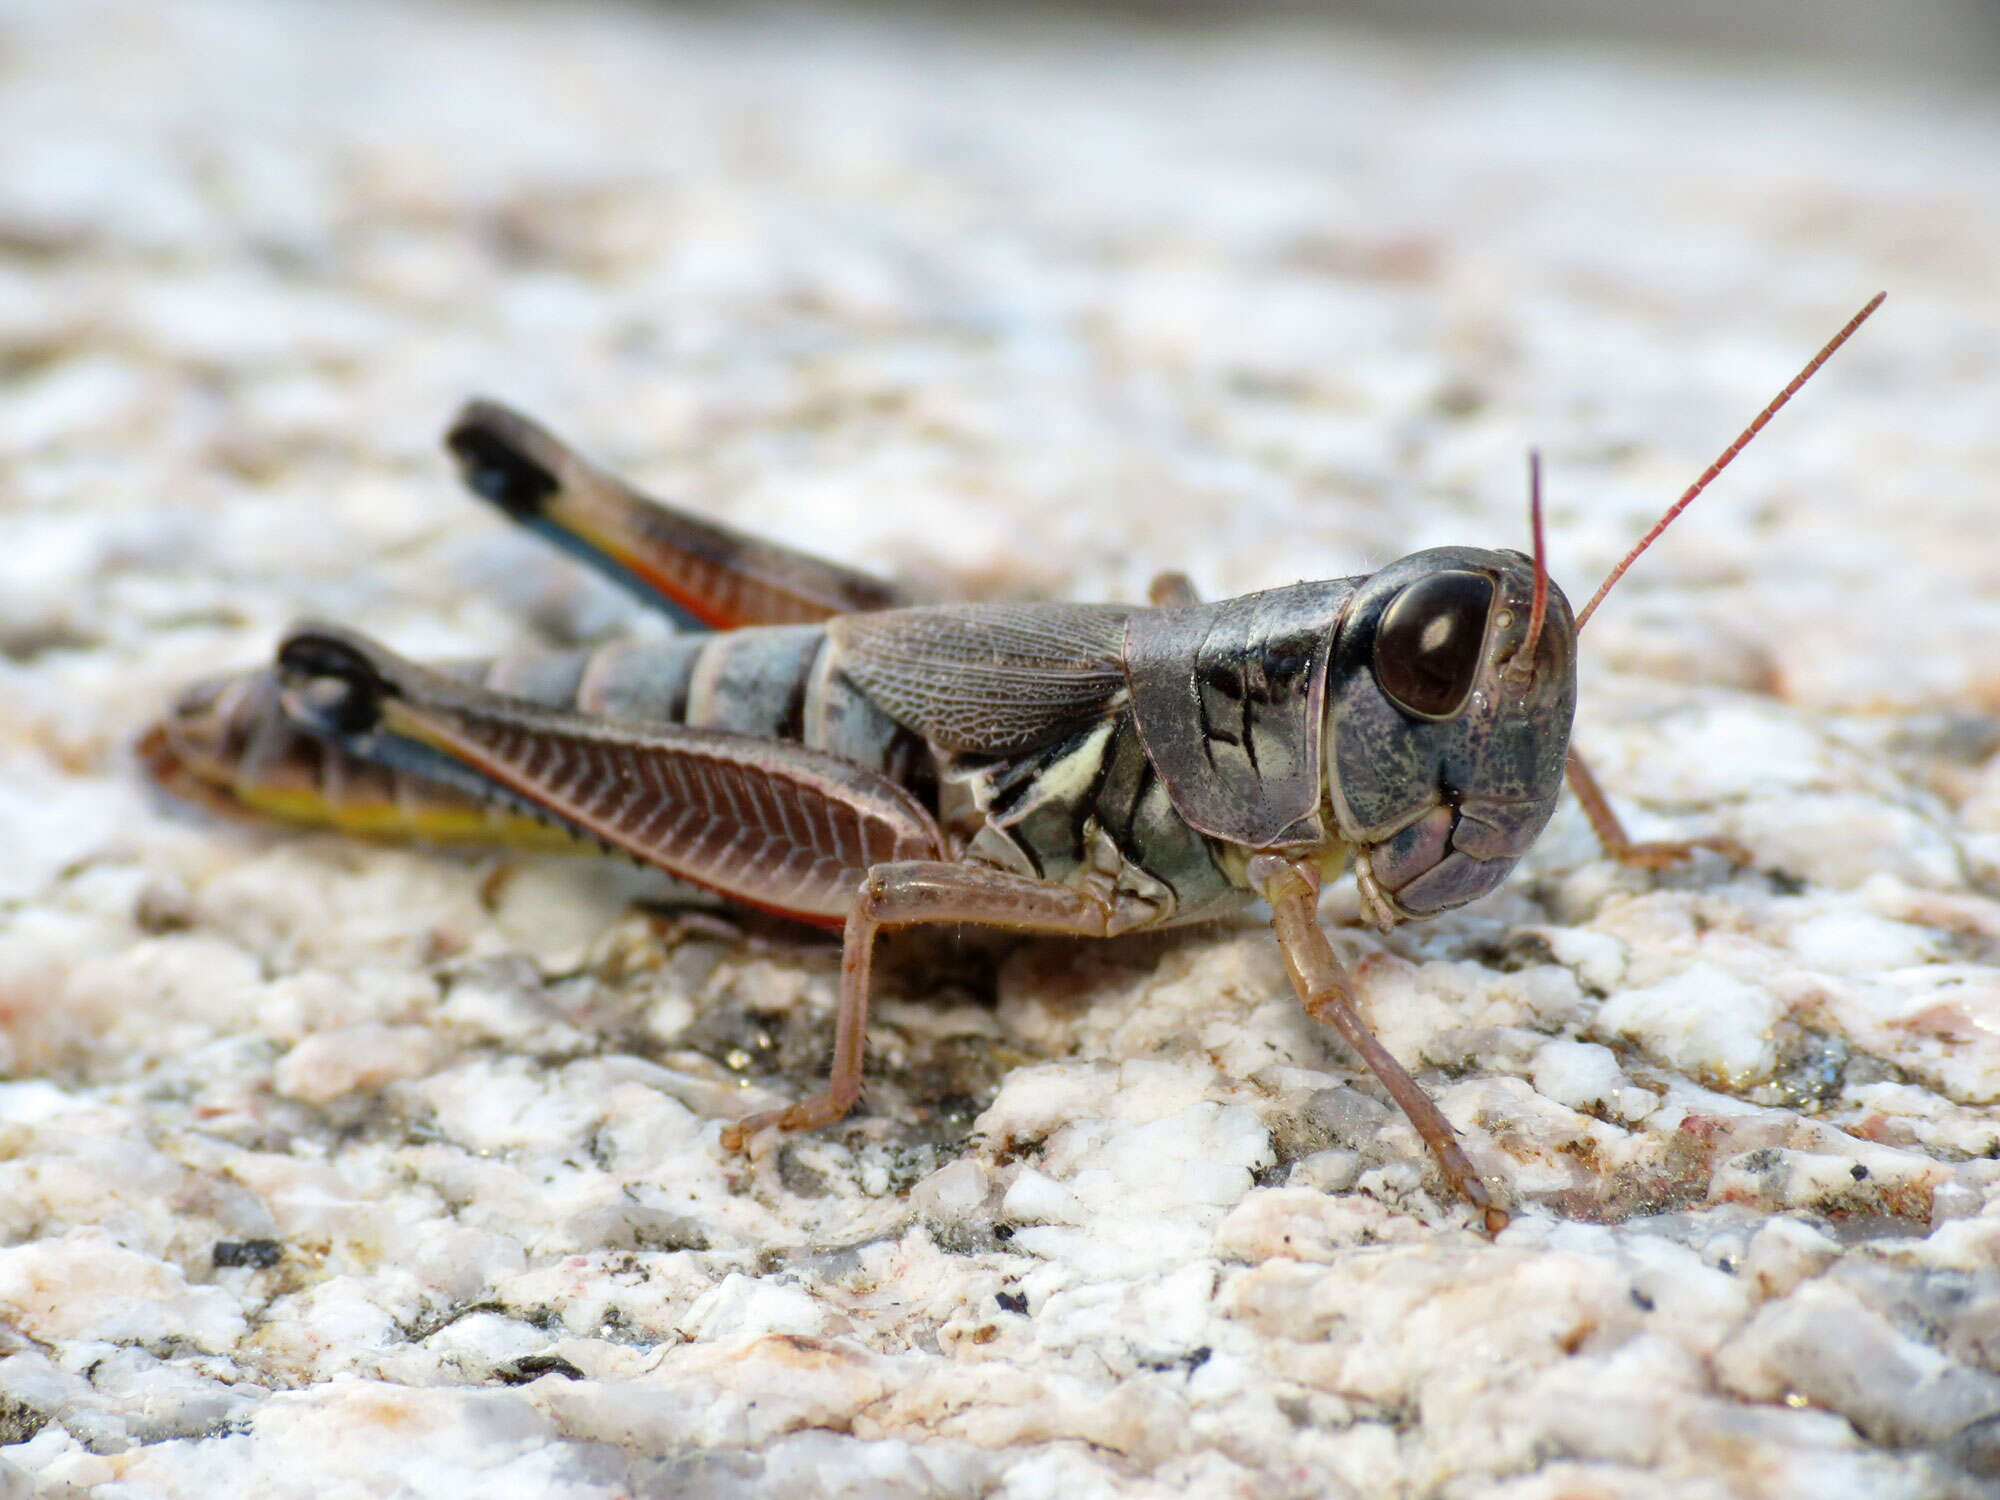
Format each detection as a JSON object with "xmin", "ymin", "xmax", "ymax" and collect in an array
[
  {"xmin": 1324, "ymin": 545, "xmax": 1575, "ymax": 923},
  {"xmin": 1321, "ymin": 295, "xmax": 1888, "ymax": 925}
]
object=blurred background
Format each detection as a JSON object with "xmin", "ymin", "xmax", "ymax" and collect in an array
[
  {"xmin": 3, "ymin": 0, "xmax": 1998, "ymax": 725},
  {"xmin": 1055, "ymin": 0, "xmax": 2000, "ymax": 81}
]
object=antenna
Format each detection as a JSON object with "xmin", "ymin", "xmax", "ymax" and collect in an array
[
  {"xmin": 1573, "ymin": 292, "xmax": 1886, "ymax": 632},
  {"xmin": 1506, "ymin": 449, "xmax": 1549, "ymax": 681}
]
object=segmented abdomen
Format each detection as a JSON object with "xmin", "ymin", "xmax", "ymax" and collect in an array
[{"xmin": 143, "ymin": 627, "xmax": 934, "ymax": 848}]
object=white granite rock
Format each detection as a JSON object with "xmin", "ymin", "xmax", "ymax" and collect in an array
[{"xmin": 4, "ymin": 1, "xmax": 2000, "ymax": 1496}]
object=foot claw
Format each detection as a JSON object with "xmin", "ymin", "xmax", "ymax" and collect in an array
[
  {"xmin": 720, "ymin": 1096, "xmax": 850, "ymax": 1157},
  {"xmin": 1451, "ymin": 1171, "xmax": 1510, "ymax": 1238},
  {"xmin": 719, "ymin": 1108, "xmax": 786, "ymax": 1156}
]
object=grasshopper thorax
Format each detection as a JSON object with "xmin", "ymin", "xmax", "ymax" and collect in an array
[{"xmin": 1326, "ymin": 546, "xmax": 1575, "ymax": 925}]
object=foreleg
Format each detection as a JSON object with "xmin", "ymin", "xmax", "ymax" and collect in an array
[{"xmin": 1251, "ymin": 853, "xmax": 1509, "ymax": 1234}]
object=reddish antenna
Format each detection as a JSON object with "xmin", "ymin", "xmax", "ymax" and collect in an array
[
  {"xmin": 1573, "ymin": 292, "xmax": 1885, "ymax": 632},
  {"xmin": 1506, "ymin": 449, "xmax": 1549, "ymax": 681}
]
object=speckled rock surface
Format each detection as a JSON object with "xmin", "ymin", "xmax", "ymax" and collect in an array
[{"xmin": 5, "ymin": 2, "xmax": 2000, "ymax": 1496}]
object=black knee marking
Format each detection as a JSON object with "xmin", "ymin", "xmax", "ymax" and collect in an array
[
  {"xmin": 446, "ymin": 402, "xmax": 560, "ymax": 520},
  {"xmin": 275, "ymin": 632, "xmax": 393, "ymax": 736}
]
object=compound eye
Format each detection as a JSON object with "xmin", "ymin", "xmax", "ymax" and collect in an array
[{"xmin": 1372, "ymin": 570, "xmax": 1494, "ymax": 719}]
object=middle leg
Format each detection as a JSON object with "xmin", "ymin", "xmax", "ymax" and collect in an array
[
  {"xmin": 719, "ymin": 861, "xmax": 1113, "ymax": 1147},
  {"xmin": 1147, "ymin": 571, "xmax": 1201, "ymax": 608}
]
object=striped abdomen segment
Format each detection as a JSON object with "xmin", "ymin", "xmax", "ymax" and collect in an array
[
  {"xmin": 275, "ymin": 627, "xmax": 943, "ymax": 924},
  {"xmin": 539, "ymin": 626, "xmax": 930, "ymax": 797},
  {"xmin": 143, "ymin": 627, "xmax": 934, "ymax": 854},
  {"xmin": 138, "ymin": 664, "xmax": 589, "ymax": 851}
]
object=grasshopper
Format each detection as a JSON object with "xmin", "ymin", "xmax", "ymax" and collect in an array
[{"xmin": 141, "ymin": 296, "xmax": 1883, "ymax": 1232}]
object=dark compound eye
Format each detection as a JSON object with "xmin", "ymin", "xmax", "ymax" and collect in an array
[{"xmin": 1372, "ymin": 570, "xmax": 1494, "ymax": 719}]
